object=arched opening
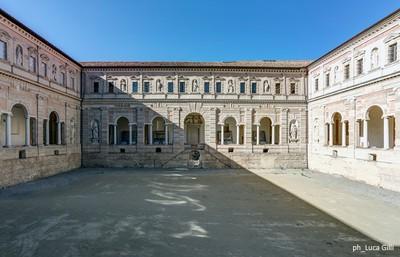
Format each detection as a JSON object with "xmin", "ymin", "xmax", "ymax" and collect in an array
[
  {"xmin": 218, "ymin": 117, "xmax": 237, "ymax": 145},
  {"xmin": 49, "ymin": 111, "xmax": 59, "ymax": 145},
  {"xmin": 332, "ymin": 112, "xmax": 342, "ymax": 146},
  {"xmin": 152, "ymin": 117, "xmax": 166, "ymax": 145},
  {"xmin": 184, "ymin": 113, "xmax": 205, "ymax": 144},
  {"xmin": 117, "ymin": 117, "xmax": 129, "ymax": 145},
  {"xmin": 367, "ymin": 106, "xmax": 384, "ymax": 148},
  {"xmin": 10, "ymin": 104, "xmax": 27, "ymax": 146},
  {"xmin": 260, "ymin": 117, "xmax": 272, "ymax": 144}
]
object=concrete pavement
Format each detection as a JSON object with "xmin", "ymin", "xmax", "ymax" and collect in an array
[{"xmin": 249, "ymin": 169, "xmax": 400, "ymax": 247}]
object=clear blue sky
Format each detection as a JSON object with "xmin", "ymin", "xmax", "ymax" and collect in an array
[{"xmin": 1, "ymin": 0, "xmax": 399, "ymax": 62}]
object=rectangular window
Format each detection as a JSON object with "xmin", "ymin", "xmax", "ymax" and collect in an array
[
  {"xmin": 290, "ymin": 83, "xmax": 297, "ymax": 94},
  {"xmin": 144, "ymin": 82, "xmax": 150, "ymax": 93},
  {"xmin": 28, "ymin": 56, "xmax": 36, "ymax": 72},
  {"xmin": 108, "ymin": 81, "xmax": 114, "ymax": 93},
  {"xmin": 168, "ymin": 82, "xmax": 174, "ymax": 93},
  {"xmin": 356, "ymin": 59, "xmax": 363, "ymax": 75},
  {"xmin": 179, "ymin": 82, "xmax": 185, "ymax": 92},
  {"xmin": 61, "ymin": 72, "xmax": 66, "ymax": 85},
  {"xmin": 0, "ymin": 40, "xmax": 6, "ymax": 60},
  {"xmin": 275, "ymin": 83, "xmax": 281, "ymax": 94},
  {"xmin": 388, "ymin": 43, "xmax": 397, "ymax": 63},
  {"xmin": 93, "ymin": 81, "xmax": 99, "ymax": 93},
  {"xmin": 132, "ymin": 81, "xmax": 138, "ymax": 93},
  {"xmin": 314, "ymin": 79, "xmax": 319, "ymax": 91},
  {"xmin": 216, "ymin": 82, "xmax": 222, "ymax": 93},
  {"xmin": 204, "ymin": 82, "xmax": 210, "ymax": 93},
  {"xmin": 251, "ymin": 82, "xmax": 257, "ymax": 94},
  {"xmin": 41, "ymin": 62, "xmax": 47, "ymax": 77},
  {"xmin": 240, "ymin": 82, "xmax": 245, "ymax": 94},
  {"xmin": 325, "ymin": 73, "xmax": 330, "ymax": 87},
  {"xmin": 344, "ymin": 64, "xmax": 350, "ymax": 80},
  {"xmin": 70, "ymin": 77, "xmax": 75, "ymax": 89}
]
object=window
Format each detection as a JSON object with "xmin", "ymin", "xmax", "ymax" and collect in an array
[
  {"xmin": 388, "ymin": 43, "xmax": 397, "ymax": 63},
  {"xmin": 132, "ymin": 81, "xmax": 138, "ymax": 93},
  {"xmin": 204, "ymin": 82, "xmax": 210, "ymax": 93},
  {"xmin": 108, "ymin": 81, "xmax": 114, "ymax": 93},
  {"xmin": 343, "ymin": 64, "xmax": 350, "ymax": 80},
  {"xmin": 251, "ymin": 82, "xmax": 257, "ymax": 94},
  {"xmin": 216, "ymin": 82, "xmax": 221, "ymax": 93},
  {"xmin": 93, "ymin": 81, "xmax": 99, "ymax": 93},
  {"xmin": 70, "ymin": 77, "xmax": 75, "ymax": 90},
  {"xmin": 0, "ymin": 40, "xmax": 6, "ymax": 60},
  {"xmin": 325, "ymin": 73, "xmax": 330, "ymax": 87},
  {"xmin": 179, "ymin": 82, "xmax": 185, "ymax": 92},
  {"xmin": 275, "ymin": 83, "xmax": 281, "ymax": 94},
  {"xmin": 28, "ymin": 56, "xmax": 36, "ymax": 72},
  {"xmin": 290, "ymin": 83, "xmax": 297, "ymax": 94},
  {"xmin": 240, "ymin": 82, "xmax": 245, "ymax": 94},
  {"xmin": 168, "ymin": 82, "xmax": 174, "ymax": 93},
  {"xmin": 314, "ymin": 79, "xmax": 318, "ymax": 91},
  {"xmin": 356, "ymin": 58, "xmax": 363, "ymax": 75},
  {"xmin": 144, "ymin": 82, "xmax": 150, "ymax": 92},
  {"xmin": 41, "ymin": 62, "xmax": 47, "ymax": 77}
]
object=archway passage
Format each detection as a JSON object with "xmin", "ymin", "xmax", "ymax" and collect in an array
[
  {"xmin": 10, "ymin": 104, "xmax": 28, "ymax": 146},
  {"xmin": 367, "ymin": 106, "xmax": 384, "ymax": 148},
  {"xmin": 49, "ymin": 111, "xmax": 58, "ymax": 145},
  {"xmin": 332, "ymin": 112, "xmax": 342, "ymax": 146},
  {"xmin": 152, "ymin": 117, "xmax": 166, "ymax": 145},
  {"xmin": 117, "ymin": 117, "xmax": 129, "ymax": 145},
  {"xmin": 185, "ymin": 113, "xmax": 205, "ymax": 144}
]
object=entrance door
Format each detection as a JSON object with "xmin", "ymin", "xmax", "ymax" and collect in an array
[{"xmin": 187, "ymin": 125, "xmax": 200, "ymax": 144}]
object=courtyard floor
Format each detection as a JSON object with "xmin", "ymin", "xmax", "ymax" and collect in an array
[{"xmin": 0, "ymin": 168, "xmax": 398, "ymax": 257}]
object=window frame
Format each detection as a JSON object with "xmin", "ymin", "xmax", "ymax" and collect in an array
[
  {"xmin": 204, "ymin": 82, "xmax": 210, "ymax": 93},
  {"xmin": 0, "ymin": 40, "xmax": 7, "ymax": 60},
  {"xmin": 28, "ymin": 55, "xmax": 36, "ymax": 73},
  {"xmin": 240, "ymin": 82, "xmax": 246, "ymax": 94},
  {"xmin": 215, "ymin": 81, "xmax": 222, "ymax": 93},
  {"xmin": 168, "ymin": 81, "xmax": 174, "ymax": 93}
]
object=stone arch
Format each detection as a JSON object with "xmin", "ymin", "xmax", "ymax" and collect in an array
[
  {"xmin": 10, "ymin": 104, "xmax": 29, "ymax": 146},
  {"xmin": 331, "ymin": 112, "xmax": 343, "ymax": 146},
  {"xmin": 366, "ymin": 105, "xmax": 384, "ymax": 148},
  {"xmin": 116, "ymin": 116, "xmax": 129, "ymax": 145},
  {"xmin": 258, "ymin": 117, "xmax": 273, "ymax": 144},
  {"xmin": 184, "ymin": 113, "xmax": 205, "ymax": 144},
  {"xmin": 218, "ymin": 116, "xmax": 238, "ymax": 144},
  {"xmin": 49, "ymin": 111, "xmax": 59, "ymax": 145},
  {"xmin": 152, "ymin": 116, "xmax": 166, "ymax": 144}
]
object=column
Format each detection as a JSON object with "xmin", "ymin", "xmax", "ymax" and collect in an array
[
  {"xmin": 5, "ymin": 113, "xmax": 12, "ymax": 147},
  {"xmin": 363, "ymin": 119, "xmax": 368, "ymax": 148},
  {"xmin": 341, "ymin": 121, "xmax": 346, "ymax": 147},
  {"xmin": 355, "ymin": 120, "xmax": 360, "ymax": 147},
  {"xmin": 236, "ymin": 125, "xmax": 240, "ymax": 145},
  {"xmin": 325, "ymin": 123, "xmax": 328, "ymax": 145},
  {"xmin": 383, "ymin": 116, "xmax": 389, "ymax": 149},
  {"xmin": 149, "ymin": 124, "xmax": 153, "ymax": 145},
  {"xmin": 165, "ymin": 124, "xmax": 169, "ymax": 145},
  {"xmin": 220, "ymin": 124, "xmax": 224, "ymax": 145},
  {"xmin": 45, "ymin": 119, "xmax": 49, "ymax": 145},
  {"xmin": 113, "ymin": 124, "xmax": 117, "ymax": 145},
  {"xmin": 57, "ymin": 122, "xmax": 61, "ymax": 145},
  {"xmin": 129, "ymin": 124, "xmax": 132, "ymax": 145},
  {"xmin": 271, "ymin": 125, "xmax": 275, "ymax": 145},
  {"xmin": 329, "ymin": 123, "xmax": 333, "ymax": 146},
  {"xmin": 25, "ymin": 116, "xmax": 30, "ymax": 146},
  {"xmin": 256, "ymin": 125, "xmax": 260, "ymax": 145}
]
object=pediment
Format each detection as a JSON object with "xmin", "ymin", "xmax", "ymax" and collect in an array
[
  {"xmin": 341, "ymin": 57, "xmax": 351, "ymax": 64},
  {"xmin": 384, "ymin": 33, "xmax": 400, "ymax": 43},
  {"xmin": 0, "ymin": 29, "xmax": 11, "ymax": 39},
  {"xmin": 40, "ymin": 54, "xmax": 49, "ymax": 62},
  {"xmin": 353, "ymin": 50, "xmax": 365, "ymax": 58}
]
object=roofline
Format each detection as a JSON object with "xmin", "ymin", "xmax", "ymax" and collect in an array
[
  {"xmin": 0, "ymin": 8, "xmax": 82, "ymax": 68},
  {"xmin": 308, "ymin": 8, "xmax": 400, "ymax": 68}
]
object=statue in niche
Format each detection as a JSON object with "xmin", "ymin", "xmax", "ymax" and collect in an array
[
  {"xmin": 16, "ymin": 46, "xmax": 23, "ymax": 66},
  {"xmin": 263, "ymin": 80, "xmax": 270, "ymax": 93},
  {"xmin": 192, "ymin": 79, "xmax": 199, "ymax": 92},
  {"xmin": 70, "ymin": 118, "xmax": 76, "ymax": 144},
  {"xmin": 290, "ymin": 121, "xmax": 298, "ymax": 141},
  {"xmin": 120, "ymin": 79, "xmax": 127, "ymax": 92},
  {"xmin": 91, "ymin": 120, "xmax": 99, "ymax": 141},
  {"xmin": 52, "ymin": 65, "xmax": 57, "ymax": 81},
  {"xmin": 228, "ymin": 80, "xmax": 234, "ymax": 93},
  {"xmin": 334, "ymin": 66, "xmax": 339, "ymax": 83},
  {"xmin": 156, "ymin": 79, "xmax": 163, "ymax": 92},
  {"xmin": 313, "ymin": 119, "xmax": 319, "ymax": 142}
]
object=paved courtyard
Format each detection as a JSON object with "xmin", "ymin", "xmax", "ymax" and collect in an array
[{"xmin": 0, "ymin": 168, "xmax": 398, "ymax": 257}]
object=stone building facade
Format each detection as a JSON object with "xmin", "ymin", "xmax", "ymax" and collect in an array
[
  {"xmin": 81, "ymin": 61, "xmax": 309, "ymax": 169},
  {"xmin": 0, "ymin": 10, "xmax": 82, "ymax": 187},
  {"xmin": 308, "ymin": 10, "xmax": 400, "ymax": 191},
  {"xmin": 1, "ymin": 8, "xmax": 400, "ymax": 191}
]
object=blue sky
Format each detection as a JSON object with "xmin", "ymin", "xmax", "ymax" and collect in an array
[{"xmin": 1, "ymin": 1, "xmax": 399, "ymax": 62}]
